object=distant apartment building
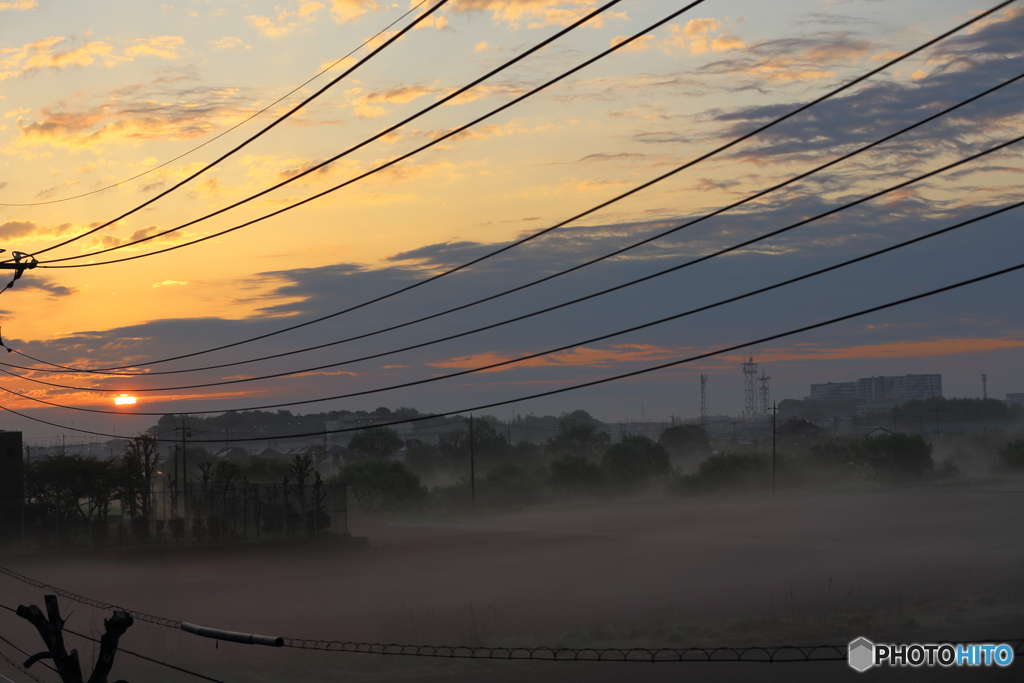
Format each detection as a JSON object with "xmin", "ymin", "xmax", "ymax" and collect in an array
[
  {"xmin": 809, "ymin": 381, "xmax": 857, "ymax": 401},
  {"xmin": 1006, "ymin": 393, "xmax": 1024, "ymax": 407},
  {"xmin": 808, "ymin": 374, "xmax": 942, "ymax": 402}
]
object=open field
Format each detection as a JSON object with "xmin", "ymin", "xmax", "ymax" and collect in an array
[{"xmin": 2, "ymin": 482, "xmax": 1023, "ymax": 682}]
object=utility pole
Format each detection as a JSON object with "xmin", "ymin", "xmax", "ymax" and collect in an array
[
  {"xmin": 469, "ymin": 415, "xmax": 475, "ymax": 513},
  {"xmin": 0, "ymin": 250, "xmax": 38, "ymax": 292},
  {"xmin": 772, "ymin": 401, "xmax": 777, "ymax": 495}
]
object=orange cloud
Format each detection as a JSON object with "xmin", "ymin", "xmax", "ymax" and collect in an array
[
  {"xmin": 450, "ymin": 0, "xmax": 606, "ymax": 30},
  {"xmin": 0, "ymin": 1, "xmax": 38, "ymax": 10},
  {"xmin": 0, "ymin": 219, "xmax": 80, "ymax": 243},
  {"xmin": 248, "ymin": 1, "xmax": 326, "ymax": 36},
  {"xmin": 0, "ymin": 35, "xmax": 184, "ymax": 81},
  {"xmin": 331, "ymin": 0, "xmax": 380, "ymax": 24},
  {"xmin": 360, "ymin": 84, "xmax": 436, "ymax": 105},
  {"xmin": 660, "ymin": 19, "xmax": 745, "ymax": 56},
  {"xmin": 7, "ymin": 89, "xmax": 249, "ymax": 153},
  {"xmin": 428, "ymin": 343, "xmax": 680, "ymax": 373}
]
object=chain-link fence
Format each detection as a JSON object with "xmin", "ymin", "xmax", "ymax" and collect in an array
[{"xmin": 8, "ymin": 481, "xmax": 347, "ymax": 552}]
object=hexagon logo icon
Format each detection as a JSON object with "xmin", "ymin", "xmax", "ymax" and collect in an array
[{"xmin": 848, "ymin": 637, "xmax": 875, "ymax": 672}]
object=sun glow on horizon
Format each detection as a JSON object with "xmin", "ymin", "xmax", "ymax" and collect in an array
[{"xmin": 114, "ymin": 394, "xmax": 137, "ymax": 405}]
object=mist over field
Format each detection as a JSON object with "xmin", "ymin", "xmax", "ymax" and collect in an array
[{"xmin": 3, "ymin": 481, "xmax": 1024, "ymax": 682}]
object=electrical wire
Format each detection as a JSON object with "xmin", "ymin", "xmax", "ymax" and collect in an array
[
  {"xmin": 0, "ymin": 601, "xmax": 222, "ymax": 683},
  {"xmin": 0, "ymin": 648, "xmax": 45, "ymax": 683},
  {"xmin": 0, "ymin": 632, "xmax": 55, "ymax": 678},
  {"xmin": 61, "ymin": 627, "xmax": 225, "ymax": 683},
  {"xmin": 20, "ymin": 0, "xmax": 1016, "ymax": 381},
  {"xmin": 3, "ymin": 130, "xmax": 1019, "ymax": 403},
  {"xmin": 17, "ymin": 0, "xmax": 452, "ymax": 261},
  {"xmin": 0, "ymin": 1, "xmax": 431, "ymax": 208},
  {"xmin": 3, "ymin": 253, "xmax": 1022, "ymax": 443},
  {"xmin": 9, "ymin": 68, "xmax": 1022, "ymax": 379},
  {"xmin": 3, "ymin": 197, "xmax": 1019, "ymax": 413},
  {"xmin": 31, "ymin": 0, "xmax": 685, "ymax": 266}
]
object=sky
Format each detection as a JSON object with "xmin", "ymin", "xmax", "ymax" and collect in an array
[{"xmin": 0, "ymin": 0, "xmax": 1022, "ymax": 443}]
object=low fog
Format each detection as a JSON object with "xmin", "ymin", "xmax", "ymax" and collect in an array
[{"xmin": 3, "ymin": 483, "xmax": 1023, "ymax": 682}]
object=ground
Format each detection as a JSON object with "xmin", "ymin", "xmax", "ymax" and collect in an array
[{"xmin": 1, "ymin": 481, "xmax": 1022, "ymax": 681}]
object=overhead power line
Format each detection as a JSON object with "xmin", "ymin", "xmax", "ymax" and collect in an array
[
  {"xmin": 15, "ymin": 0, "xmax": 1014, "ymax": 376},
  {"xmin": 0, "ymin": 0, "xmax": 432, "ymax": 208},
  {"xmin": 15, "ymin": 0, "xmax": 453, "ymax": 262},
  {"xmin": 3, "ymin": 196, "xmax": 1020, "ymax": 411},
  {"xmin": 34, "ymin": 0, "xmax": 701, "ymax": 267},
  {"xmin": 3, "ymin": 129, "xmax": 1019, "ymax": 402},
  {"xmin": 3, "ymin": 253, "xmax": 1023, "ymax": 442},
  {"xmin": 10, "ymin": 68, "xmax": 1021, "ymax": 380}
]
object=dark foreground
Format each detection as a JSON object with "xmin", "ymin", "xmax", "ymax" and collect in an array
[{"xmin": 1, "ymin": 483, "xmax": 1022, "ymax": 682}]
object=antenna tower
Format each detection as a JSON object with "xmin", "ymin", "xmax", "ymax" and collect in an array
[
  {"xmin": 700, "ymin": 374, "xmax": 708, "ymax": 426},
  {"xmin": 981, "ymin": 373, "xmax": 988, "ymax": 400},
  {"xmin": 759, "ymin": 369, "xmax": 772, "ymax": 416},
  {"xmin": 742, "ymin": 358, "xmax": 759, "ymax": 418}
]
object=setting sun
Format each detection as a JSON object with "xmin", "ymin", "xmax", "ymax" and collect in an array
[{"xmin": 113, "ymin": 394, "xmax": 137, "ymax": 405}]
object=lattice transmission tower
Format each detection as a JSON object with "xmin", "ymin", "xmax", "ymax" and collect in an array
[
  {"xmin": 742, "ymin": 358, "xmax": 759, "ymax": 418},
  {"xmin": 759, "ymin": 369, "xmax": 772, "ymax": 416}
]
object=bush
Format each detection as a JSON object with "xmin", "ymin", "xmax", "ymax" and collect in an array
[
  {"xmin": 809, "ymin": 434, "xmax": 934, "ymax": 483},
  {"xmin": 998, "ymin": 439, "xmax": 1024, "ymax": 471},
  {"xmin": 477, "ymin": 464, "xmax": 547, "ymax": 507},
  {"xmin": 602, "ymin": 435, "xmax": 671, "ymax": 486},
  {"xmin": 429, "ymin": 464, "xmax": 548, "ymax": 509},
  {"xmin": 659, "ymin": 424, "xmax": 711, "ymax": 457},
  {"xmin": 550, "ymin": 454, "xmax": 607, "ymax": 493},
  {"xmin": 674, "ymin": 452, "xmax": 772, "ymax": 493},
  {"xmin": 334, "ymin": 460, "xmax": 426, "ymax": 513},
  {"xmin": 861, "ymin": 433, "xmax": 934, "ymax": 482}
]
